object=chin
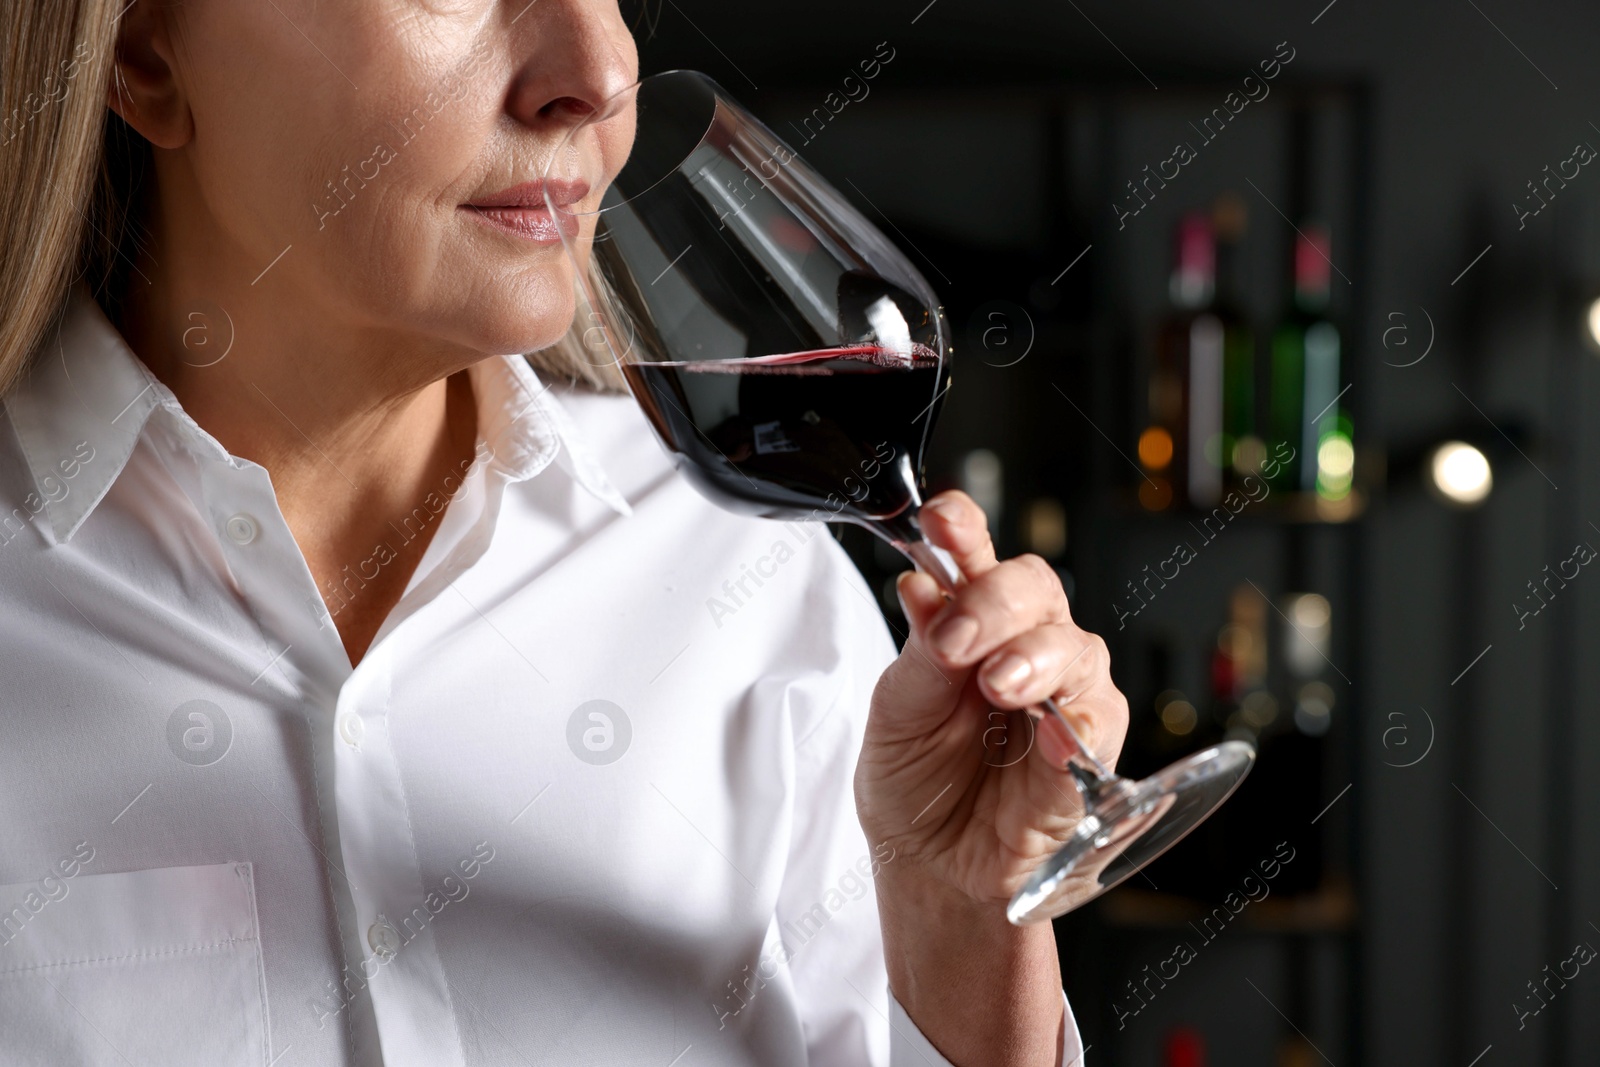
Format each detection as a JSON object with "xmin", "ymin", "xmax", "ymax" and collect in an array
[{"xmin": 452, "ymin": 270, "xmax": 577, "ymax": 358}]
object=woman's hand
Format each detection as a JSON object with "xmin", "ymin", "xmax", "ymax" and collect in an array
[
  {"xmin": 854, "ymin": 490, "xmax": 1128, "ymax": 1066},
  {"xmin": 856, "ymin": 489, "xmax": 1129, "ymax": 903}
]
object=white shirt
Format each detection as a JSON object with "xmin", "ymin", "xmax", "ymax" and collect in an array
[{"xmin": 0, "ymin": 291, "xmax": 1083, "ymax": 1067}]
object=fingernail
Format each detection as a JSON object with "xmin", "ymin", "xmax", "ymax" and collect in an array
[
  {"xmin": 923, "ymin": 495, "xmax": 960, "ymax": 518},
  {"xmin": 931, "ymin": 614, "xmax": 978, "ymax": 658},
  {"xmin": 983, "ymin": 654, "xmax": 1033, "ymax": 694}
]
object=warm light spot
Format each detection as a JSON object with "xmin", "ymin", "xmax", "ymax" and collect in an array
[
  {"xmin": 1428, "ymin": 441, "xmax": 1492, "ymax": 506},
  {"xmin": 1160, "ymin": 699, "xmax": 1198, "ymax": 736},
  {"xmin": 1138, "ymin": 426, "xmax": 1174, "ymax": 471},
  {"xmin": 1023, "ymin": 498, "xmax": 1068, "ymax": 557},
  {"xmin": 1217, "ymin": 623, "xmax": 1252, "ymax": 659},
  {"xmin": 1232, "ymin": 435, "xmax": 1266, "ymax": 476},
  {"xmin": 1139, "ymin": 477, "xmax": 1173, "ymax": 511},
  {"xmin": 1241, "ymin": 690, "xmax": 1279, "ymax": 728},
  {"xmin": 1289, "ymin": 593, "xmax": 1331, "ymax": 630}
]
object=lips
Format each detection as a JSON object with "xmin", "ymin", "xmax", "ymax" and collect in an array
[{"xmin": 462, "ymin": 179, "xmax": 589, "ymax": 244}]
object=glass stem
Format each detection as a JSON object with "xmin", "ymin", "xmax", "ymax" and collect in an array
[{"xmin": 868, "ymin": 508, "xmax": 1116, "ymax": 786}]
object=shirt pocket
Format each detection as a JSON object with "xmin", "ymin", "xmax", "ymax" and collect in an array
[{"xmin": 0, "ymin": 861, "xmax": 270, "ymax": 1067}]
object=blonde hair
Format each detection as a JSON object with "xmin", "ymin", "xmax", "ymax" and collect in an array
[{"xmin": 0, "ymin": 0, "xmax": 625, "ymax": 399}]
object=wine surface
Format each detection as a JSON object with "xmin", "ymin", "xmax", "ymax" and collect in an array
[{"xmin": 624, "ymin": 344, "xmax": 942, "ymax": 523}]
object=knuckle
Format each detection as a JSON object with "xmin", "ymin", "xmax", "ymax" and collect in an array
[
  {"xmin": 1018, "ymin": 553, "xmax": 1067, "ymax": 607},
  {"xmin": 1088, "ymin": 633, "xmax": 1111, "ymax": 676},
  {"xmin": 1056, "ymin": 631, "xmax": 1108, "ymax": 687},
  {"xmin": 993, "ymin": 572, "xmax": 1032, "ymax": 618},
  {"xmin": 1018, "ymin": 553, "xmax": 1056, "ymax": 586},
  {"xmin": 1109, "ymin": 684, "xmax": 1130, "ymax": 724}
]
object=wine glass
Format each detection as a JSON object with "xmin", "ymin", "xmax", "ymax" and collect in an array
[{"xmin": 544, "ymin": 70, "xmax": 1255, "ymax": 924}]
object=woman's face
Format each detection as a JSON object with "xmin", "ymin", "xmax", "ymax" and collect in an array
[{"xmin": 158, "ymin": 0, "xmax": 638, "ymax": 356}]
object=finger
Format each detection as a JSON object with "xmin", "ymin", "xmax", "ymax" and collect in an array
[
  {"xmin": 891, "ymin": 570, "xmax": 960, "ymax": 682},
  {"xmin": 1035, "ymin": 687, "xmax": 1127, "ymax": 772},
  {"xmin": 1035, "ymin": 712, "xmax": 1081, "ymax": 769},
  {"xmin": 918, "ymin": 491, "xmax": 998, "ymax": 580},
  {"xmin": 925, "ymin": 554, "xmax": 1067, "ymax": 668},
  {"xmin": 975, "ymin": 625, "xmax": 1103, "ymax": 709},
  {"xmin": 875, "ymin": 570, "xmax": 967, "ymax": 732},
  {"xmin": 895, "ymin": 569, "xmax": 945, "ymax": 636}
]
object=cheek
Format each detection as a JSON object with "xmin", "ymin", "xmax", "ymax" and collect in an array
[
  {"xmin": 179, "ymin": 3, "xmax": 575, "ymax": 346},
  {"xmin": 318, "ymin": 44, "xmax": 577, "ymax": 350},
  {"xmin": 601, "ymin": 109, "xmax": 640, "ymax": 182},
  {"xmin": 175, "ymin": 4, "xmax": 339, "ymax": 245}
]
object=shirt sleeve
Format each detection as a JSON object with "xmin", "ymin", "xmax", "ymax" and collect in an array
[
  {"xmin": 888, "ymin": 989, "xmax": 1087, "ymax": 1067},
  {"xmin": 772, "ymin": 535, "xmax": 899, "ymax": 1066}
]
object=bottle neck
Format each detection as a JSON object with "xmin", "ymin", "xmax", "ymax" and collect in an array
[
  {"xmin": 1170, "ymin": 214, "xmax": 1216, "ymax": 309},
  {"xmin": 1295, "ymin": 283, "xmax": 1331, "ymax": 313},
  {"xmin": 1171, "ymin": 268, "xmax": 1214, "ymax": 309},
  {"xmin": 1293, "ymin": 228, "xmax": 1333, "ymax": 312}
]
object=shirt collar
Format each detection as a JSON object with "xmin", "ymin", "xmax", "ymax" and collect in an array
[
  {"xmin": 3, "ymin": 288, "xmax": 630, "ymax": 545},
  {"xmin": 467, "ymin": 349, "xmax": 632, "ymax": 517},
  {"xmin": 3, "ymin": 288, "xmax": 174, "ymax": 544}
]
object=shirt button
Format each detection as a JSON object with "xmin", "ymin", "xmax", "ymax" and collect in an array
[
  {"xmin": 224, "ymin": 514, "xmax": 259, "ymax": 545},
  {"xmin": 368, "ymin": 919, "xmax": 401, "ymax": 959},
  {"xmin": 338, "ymin": 713, "xmax": 365, "ymax": 748}
]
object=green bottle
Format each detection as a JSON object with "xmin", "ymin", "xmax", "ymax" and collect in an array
[{"xmin": 1269, "ymin": 225, "xmax": 1345, "ymax": 495}]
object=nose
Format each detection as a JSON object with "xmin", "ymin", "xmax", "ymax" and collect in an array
[{"xmin": 503, "ymin": 0, "xmax": 638, "ymax": 129}]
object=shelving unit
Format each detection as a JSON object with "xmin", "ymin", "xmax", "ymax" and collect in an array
[
  {"xmin": 1061, "ymin": 82, "xmax": 1369, "ymax": 1067},
  {"xmin": 1100, "ymin": 881, "xmax": 1357, "ymax": 936}
]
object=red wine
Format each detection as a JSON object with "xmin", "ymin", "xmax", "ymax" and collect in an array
[{"xmin": 624, "ymin": 344, "xmax": 944, "ymax": 524}]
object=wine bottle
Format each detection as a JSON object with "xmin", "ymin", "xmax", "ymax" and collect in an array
[
  {"xmin": 1148, "ymin": 213, "xmax": 1221, "ymax": 509},
  {"xmin": 1268, "ymin": 225, "xmax": 1346, "ymax": 495},
  {"xmin": 1211, "ymin": 583, "xmax": 1267, "ymax": 739},
  {"xmin": 1212, "ymin": 194, "xmax": 1260, "ymax": 484}
]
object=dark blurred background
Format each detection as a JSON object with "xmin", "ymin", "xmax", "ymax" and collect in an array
[{"xmin": 640, "ymin": 1, "xmax": 1600, "ymax": 1063}]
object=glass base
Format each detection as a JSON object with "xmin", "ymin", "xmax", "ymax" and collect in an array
[{"xmin": 1006, "ymin": 740, "xmax": 1257, "ymax": 924}]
